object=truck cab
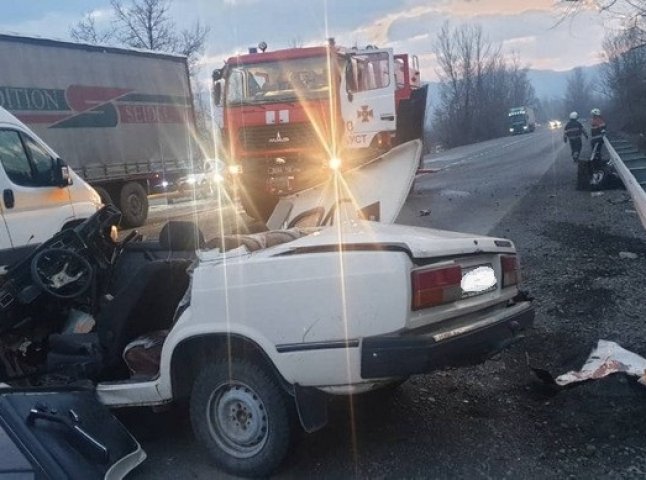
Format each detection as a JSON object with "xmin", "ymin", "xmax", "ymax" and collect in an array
[
  {"xmin": 0, "ymin": 107, "xmax": 101, "ymax": 265},
  {"xmin": 211, "ymin": 41, "xmax": 427, "ymax": 221}
]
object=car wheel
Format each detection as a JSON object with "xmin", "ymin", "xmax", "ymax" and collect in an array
[{"xmin": 190, "ymin": 359, "xmax": 291, "ymax": 477}]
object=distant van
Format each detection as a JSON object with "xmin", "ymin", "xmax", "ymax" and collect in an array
[{"xmin": 0, "ymin": 107, "xmax": 101, "ymax": 265}]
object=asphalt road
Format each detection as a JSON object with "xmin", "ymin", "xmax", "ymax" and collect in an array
[
  {"xmin": 398, "ymin": 129, "xmax": 566, "ymax": 234},
  {"xmin": 123, "ymin": 128, "xmax": 646, "ymax": 479}
]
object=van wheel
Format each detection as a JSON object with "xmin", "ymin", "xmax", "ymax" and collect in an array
[
  {"xmin": 190, "ymin": 359, "xmax": 291, "ymax": 477},
  {"xmin": 94, "ymin": 186, "xmax": 113, "ymax": 205},
  {"xmin": 119, "ymin": 182, "xmax": 148, "ymax": 227}
]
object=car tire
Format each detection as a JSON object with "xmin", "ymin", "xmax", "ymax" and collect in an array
[
  {"xmin": 119, "ymin": 182, "xmax": 148, "ymax": 227},
  {"xmin": 190, "ymin": 359, "xmax": 291, "ymax": 477}
]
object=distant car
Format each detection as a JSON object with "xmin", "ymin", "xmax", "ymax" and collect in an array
[
  {"xmin": 549, "ymin": 120, "xmax": 562, "ymax": 130},
  {"xmin": 175, "ymin": 159, "xmax": 231, "ymax": 199}
]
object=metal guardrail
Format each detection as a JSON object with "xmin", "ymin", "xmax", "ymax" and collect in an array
[{"xmin": 604, "ymin": 136, "xmax": 646, "ymax": 231}]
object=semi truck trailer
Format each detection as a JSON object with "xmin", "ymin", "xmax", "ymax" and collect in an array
[{"xmin": 0, "ymin": 33, "xmax": 196, "ymax": 227}]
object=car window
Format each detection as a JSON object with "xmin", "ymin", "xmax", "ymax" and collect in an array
[
  {"xmin": 22, "ymin": 135, "xmax": 56, "ymax": 186},
  {"xmin": 0, "ymin": 129, "xmax": 34, "ymax": 187}
]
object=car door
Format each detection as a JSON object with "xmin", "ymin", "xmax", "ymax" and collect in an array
[
  {"xmin": 0, "ymin": 128, "xmax": 75, "ymax": 248},
  {"xmin": 0, "ymin": 390, "xmax": 145, "ymax": 479},
  {"xmin": 340, "ymin": 48, "xmax": 396, "ymax": 150}
]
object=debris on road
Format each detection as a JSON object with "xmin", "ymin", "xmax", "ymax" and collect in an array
[
  {"xmin": 619, "ymin": 251, "xmax": 639, "ymax": 259},
  {"xmin": 542, "ymin": 340, "xmax": 646, "ymax": 387},
  {"xmin": 419, "ymin": 209, "xmax": 431, "ymax": 216},
  {"xmin": 591, "ymin": 192, "xmax": 605, "ymax": 197}
]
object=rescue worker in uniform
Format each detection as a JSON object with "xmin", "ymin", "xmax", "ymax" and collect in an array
[
  {"xmin": 589, "ymin": 108, "xmax": 607, "ymax": 159},
  {"xmin": 563, "ymin": 111, "xmax": 587, "ymax": 160}
]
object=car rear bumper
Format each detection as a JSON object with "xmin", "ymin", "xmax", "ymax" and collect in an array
[{"xmin": 360, "ymin": 301, "xmax": 534, "ymax": 379}]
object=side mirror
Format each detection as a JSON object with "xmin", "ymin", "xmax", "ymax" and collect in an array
[
  {"xmin": 55, "ymin": 158, "xmax": 72, "ymax": 188},
  {"xmin": 212, "ymin": 68, "xmax": 223, "ymax": 82},
  {"xmin": 212, "ymin": 82, "xmax": 222, "ymax": 106}
]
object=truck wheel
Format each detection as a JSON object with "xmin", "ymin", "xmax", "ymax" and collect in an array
[
  {"xmin": 190, "ymin": 359, "xmax": 291, "ymax": 477},
  {"xmin": 94, "ymin": 186, "xmax": 113, "ymax": 205},
  {"xmin": 119, "ymin": 182, "xmax": 149, "ymax": 227}
]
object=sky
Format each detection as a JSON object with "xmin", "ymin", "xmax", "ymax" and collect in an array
[{"xmin": 0, "ymin": 0, "xmax": 623, "ymax": 86}]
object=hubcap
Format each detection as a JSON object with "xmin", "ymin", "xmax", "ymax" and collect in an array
[{"xmin": 207, "ymin": 382, "xmax": 268, "ymax": 458}]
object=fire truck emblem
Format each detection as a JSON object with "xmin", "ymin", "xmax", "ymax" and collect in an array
[
  {"xmin": 357, "ymin": 105, "xmax": 373, "ymax": 123},
  {"xmin": 268, "ymin": 131, "xmax": 290, "ymax": 143}
]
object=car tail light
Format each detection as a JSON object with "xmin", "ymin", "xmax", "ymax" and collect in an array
[
  {"xmin": 411, "ymin": 265, "xmax": 462, "ymax": 311},
  {"xmin": 501, "ymin": 255, "xmax": 521, "ymax": 287}
]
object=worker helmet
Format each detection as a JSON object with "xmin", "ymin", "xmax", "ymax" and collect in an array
[
  {"xmin": 569, "ymin": 112, "xmax": 578, "ymax": 120},
  {"xmin": 591, "ymin": 108, "xmax": 601, "ymax": 116}
]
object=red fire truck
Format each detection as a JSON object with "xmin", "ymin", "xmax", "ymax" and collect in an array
[{"xmin": 211, "ymin": 39, "xmax": 427, "ymax": 221}]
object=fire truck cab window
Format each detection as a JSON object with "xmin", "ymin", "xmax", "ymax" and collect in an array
[
  {"xmin": 226, "ymin": 69, "xmax": 244, "ymax": 104},
  {"xmin": 348, "ymin": 51, "xmax": 390, "ymax": 92},
  {"xmin": 224, "ymin": 57, "xmax": 329, "ymax": 106}
]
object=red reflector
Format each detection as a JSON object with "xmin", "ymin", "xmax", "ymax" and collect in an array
[
  {"xmin": 501, "ymin": 255, "xmax": 520, "ymax": 287},
  {"xmin": 411, "ymin": 265, "xmax": 462, "ymax": 310}
]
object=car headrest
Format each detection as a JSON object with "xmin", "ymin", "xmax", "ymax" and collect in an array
[{"xmin": 159, "ymin": 221, "xmax": 205, "ymax": 251}]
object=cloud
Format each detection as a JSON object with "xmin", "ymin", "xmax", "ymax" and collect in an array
[
  {"xmin": 503, "ymin": 35, "xmax": 537, "ymax": 47},
  {"xmin": 347, "ymin": 5, "xmax": 437, "ymax": 45}
]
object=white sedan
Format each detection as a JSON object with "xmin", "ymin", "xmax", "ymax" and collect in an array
[{"xmin": 0, "ymin": 140, "xmax": 533, "ymax": 478}]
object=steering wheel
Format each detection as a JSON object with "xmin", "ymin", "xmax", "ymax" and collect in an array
[{"xmin": 31, "ymin": 248, "xmax": 93, "ymax": 299}]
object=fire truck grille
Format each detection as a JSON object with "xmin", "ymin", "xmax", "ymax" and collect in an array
[{"xmin": 238, "ymin": 124, "xmax": 320, "ymax": 151}]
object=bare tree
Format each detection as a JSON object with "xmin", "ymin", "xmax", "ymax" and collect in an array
[
  {"xmin": 70, "ymin": 11, "xmax": 115, "ymax": 44},
  {"xmin": 288, "ymin": 37, "xmax": 304, "ymax": 48},
  {"xmin": 70, "ymin": 0, "xmax": 209, "ymax": 74},
  {"xmin": 564, "ymin": 0, "xmax": 646, "ymax": 46},
  {"xmin": 432, "ymin": 22, "xmax": 536, "ymax": 147},
  {"xmin": 602, "ymin": 25, "xmax": 646, "ymax": 131}
]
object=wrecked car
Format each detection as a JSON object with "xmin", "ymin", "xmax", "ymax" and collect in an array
[{"xmin": 0, "ymin": 140, "xmax": 533, "ymax": 478}]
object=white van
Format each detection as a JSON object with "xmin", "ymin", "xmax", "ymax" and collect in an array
[{"xmin": 0, "ymin": 107, "xmax": 101, "ymax": 265}]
